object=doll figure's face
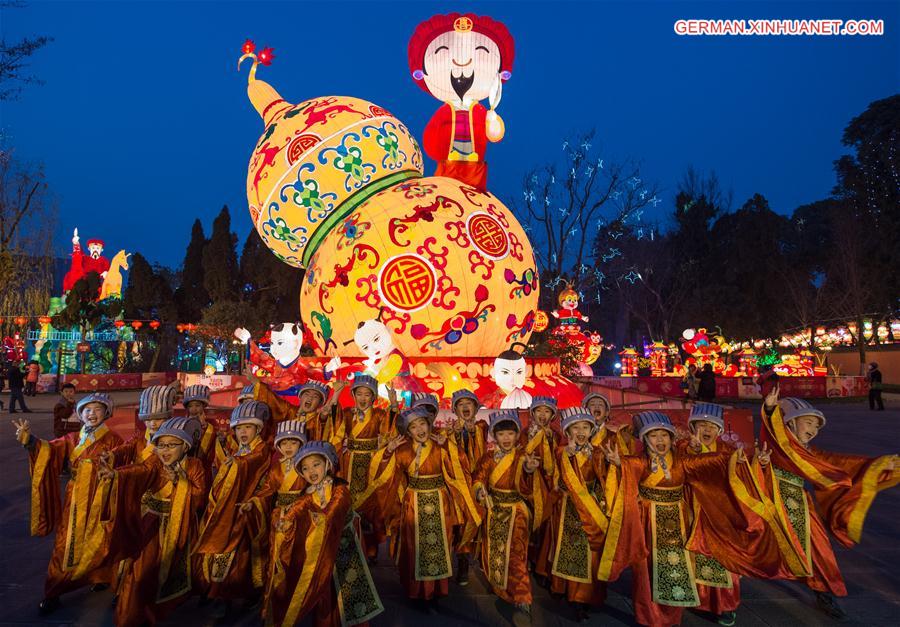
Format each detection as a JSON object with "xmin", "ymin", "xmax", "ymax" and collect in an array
[
  {"xmin": 354, "ymin": 320, "xmax": 395, "ymax": 364},
  {"xmin": 407, "ymin": 417, "xmax": 431, "ymax": 443},
  {"xmin": 269, "ymin": 323, "xmax": 303, "ymax": 366},
  {"xmin": 234, "ymin": 423, "xmax": 259, "ymax": 445},
  {"xmin": 788, "ymin": 415, "xmax": 821, "ymax": 445},
  {"xmin": 352, "ymin": 386, "xmax": 375, "ymax": 411},
  {"xmin": 186, "ymin": 400, "xmax": 205, "ymax": 418},
  {"xmin": 691, "ymin": 420, "xmax": 720, "ymax": 447},
  {"xmin": 298, "ymin": 389, "xmax": 323, "ymax": 413},
  {"xmin": 532, "ymin": 405, "xmax": 554, "ymax": 427},
  {"xmin": 80, "ymin": 402, "xmax": 107, "ymax": 428},
  {"xmin": 585, "ymin": 397, "xmax": 609, "ymax": 423},
  {"xmin": 421, "ymin": 29, "xmax": 501, "ymax": 105},
  {"xmin": 154, "ymin": 435, "xmax": 188, "ymax": 466},
  {"xmin": 300, "ymin": 454, "xmax": 328, "ymax": 485},
  {"xmin": 145, "ymin": 418, "xmax": 164, "ymax": 436},
  {"xmin": 491, "ymin": 356, "xmax": 526, "ymax": 393},
  {"xmin": 645, "ymin": 429, "xmax": 673, "ymax": 456},
  {"xmin": 561, "ymin": 295, "xmax": 578, "ymax": 311},
  {"xmin": 566, "ymin": 421, "xmax": 593, "ymax": 447},
  {"xmin": 494, "ymin": 427, "xmax": 518, "ymax": 452},
  {"xmin": 454, "ymin": 398, "xmax": 478, "ymax": 422},
  {"xmin": 277, "ymin": 438, "xmax": 302, "ymax": 459},
  {"xmin": 88, "ymin": 242, "xmax": 103, "ymax": 259}
]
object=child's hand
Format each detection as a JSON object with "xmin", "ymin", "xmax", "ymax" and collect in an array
[
  {"xmin": 524, "ymin": 453, "xmax": 540, "ymax": 473},
  {"xmin": 602, "ymin": 443, "xmax": 621, "ymax": 467},
  {"xmin": 764, "ymin": 383, "xmax": 780, "ymax": 409},
  {"xmin": 689, "ymin": 434, "xmax": 702, "ymax": 453},
  {"xmin": 430, "ymin": 432, "xmax": 447, "ymax": 447},
  {"xmin": 755, "ymin": 441, "xmax": 771, "ymax": 467},
  {"xmin": 387, "ymin": 385, "xmax": 398, "ymax": 408},
  {"xmin": 387, "ymin": 435, "xmax": 406, "ymax": 453},
  {"xmin": 565, "ymin": 442, "xmax": 577, "ymax": 457},
  {"xmin": 12, "ymin": 418, "xmax": 30, "ymax": 441},
  {"xmin": 98, "ymin": 466, "xmax": 116, "ymax": 481},
  {"xmin": 238, "ymin": 501, "xmax": 254, "ymax": 514}
]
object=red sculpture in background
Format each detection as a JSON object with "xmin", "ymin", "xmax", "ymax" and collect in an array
[{"xmin": 62, "ymin": 228, "xmax": 110, "ymax": 292}]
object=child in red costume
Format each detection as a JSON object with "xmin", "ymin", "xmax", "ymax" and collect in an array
[{"xmin": 408, "ymin": 13, "xmax": 514, "ymax": 191}]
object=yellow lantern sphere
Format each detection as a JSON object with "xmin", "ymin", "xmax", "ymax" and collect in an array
[
  {"xmin": 244, "ymin": 77, "xmax": 423, "ymax": 267},
  {"xmin": 300, "ymin": 176, "xmax": 539, "ymax": 358}
]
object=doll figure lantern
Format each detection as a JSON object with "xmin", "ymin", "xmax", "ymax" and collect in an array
[
  {"xmin": 240, "ymin": 49, "xmax": 423, "ymax": 268},
  {"xmin": 409, "ymin": 13, "xmax": 515, "ymax": 191},
  {"xmin": 489, "ymin": 343, "xmax": 533, "ymax": 409}
]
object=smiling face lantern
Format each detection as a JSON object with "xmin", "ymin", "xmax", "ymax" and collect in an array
[{"xmin": 409, "ymin": 13, "xmax": 514, "ymax": 191}]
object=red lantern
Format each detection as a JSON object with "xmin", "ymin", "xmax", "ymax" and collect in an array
[
  {"xmin": 38, "ymin": 316, "xmax": 52, "ymax": 325},
  {"xmin": 532, "ymin": 310, "xmax": 549, "ymax": 333},
  {"xmin": 176, "ymin": 324, "xmax": 185, "ymax": 332},
  {"xmin": 131, "ymin": 321, "xmax": 143, "ymax": 330},
  {"xmin": 186, "ymin": 323, "xmax": 197, "ymax": 332},
  {"xmin": 149, "ymin": 320, "xmax": 161, "ymax": 330},
  {"xmin": 114, "ymin": 320, "xmax": 126, "ymax": 329},
  {"xmin": 14, "ymin": 316, "xmax": 27, "ymax": 326},
  {"xmin": 0, "ymin": 317, "xmax": 4, "ymax": 324}
]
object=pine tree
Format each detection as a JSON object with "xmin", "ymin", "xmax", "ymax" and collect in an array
[
  {"xmin": 202, "ymin": 205, "xmax": 240, "ymax": 303},
  {"xmin": 175, "ymin": 219, "xmax": 209, "ymax": 321}
]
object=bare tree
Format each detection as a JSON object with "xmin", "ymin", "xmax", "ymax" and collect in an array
[
  {"xmin": 0, "ymin": 1, "xmax": 53, "ymax": 100},
  {"xmin": 511, "ymin": 130, "xmax": 659, "ymax": 299}
]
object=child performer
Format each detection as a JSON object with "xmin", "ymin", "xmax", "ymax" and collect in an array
[
  {"xmin": 13, "ymin": 393, "xmax": 123, "ymax": 615},
  {"xmin": 600, "ymin": 410, "xmax": 804, "ymax": 627},
  {"xmin": 265, "ymin": 441, "xmax": 383, "ymax": 627},
  {"xmin": 680, "ymin": 403, "xmax": 741, "ymax": 627},
  {"xmin": 246, "ymin": 420, "xmax": 308, "ymax": 535},
  {"xmin": 759, "ymin": 389, "xmax": 899, "ymax": 619},
  {"xmin": 181, "ymin": 384, "xmax": 224, "ymax": 475},
  {"xmin": 97, "ymin": 417, "xmax": 207, "ymax": 626},
  {"xmin": 583, "ymin": 391, "xmax": 633, "ymax": 453},
  {"xmin": 472, "ymin": 410, "xmax": 545, "ymax": 618},
  {"xmin": 541, "ymin": 407, "xmax": 608, "ymax": 622},
  {"xmin": 194, "ymin": 400, "xmax": 272, "ymax": 613},
  {"xmin": 522, "ymin": 396, "xmax": 561, "ymax": 580},
  {"xmin": 447, "ymin": 388, "xmax": 487, "ymax": 585},
  {"xmin": 362, "ymin": 406, "xmax": 481, "ymax": 610},
  {"xmin": 327, "ymin": 374, "xmax": 397, "ymax": 561},
  {"xmin": 246, "ymin": 366, "xmax": 331, "ymax": 440}
]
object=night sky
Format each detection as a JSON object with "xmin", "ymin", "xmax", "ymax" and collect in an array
[{"xmin": 4, "ymin": 1, "xmax": 898, "ymax": 267}]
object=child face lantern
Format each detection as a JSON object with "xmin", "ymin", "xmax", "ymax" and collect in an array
[
  {"xmin": 269, "ymin": 323, "xmax": 303, "ymax": 366},
  {"xmin": 491, "ymin": 351, "xmax": 527, "ymax": 393},
  {"xmin": 354, "ymin": 320, "xmax": 395, "ymax": 363},
  {"xmin": 421, "ymin": 25, "xmax": 502, "ymax": 105}
]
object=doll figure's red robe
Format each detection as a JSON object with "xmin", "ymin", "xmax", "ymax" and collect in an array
[{"xmin": 423, "ymin": 102, "xmax": 490, "ymax": 191}]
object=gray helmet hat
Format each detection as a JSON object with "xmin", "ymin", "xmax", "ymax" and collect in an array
[
  {"xmin": 529, "ymin": 396, "xmax": 558, "ymax": 415},
  {"xmin": 398, "ymin": 406, "xmax": 434, "ymax": 434},
  {"xmin": 76, "ymin": 393, "xmax": 115, "ymax": 420},
  {"xmin": 298, "ymin": 380, "xmax": 330, "ymax": 405},
  {"xmin": 632, "ymin": 411, "xmax": 676, "ymax": 440},
  {"xmin": 489, "ymin": 410, "xmax": 521, "ymax": 435},
  {"xmin": 350, "ymin": 374, "xmax": 378, "ymax": 395},
  {"xmin": 582, "ymin": 392, "xmax": 611, "ymax": 415},
  {"xmin": 229, "ymin": 400, "xmax": 270, "ymax": 430},
  {"xmin": 559, "ymin": 407, "xmax": 596, "ymax": 433},
  {"xmin": 451, "ymin": 389, "xmax": 481, "ymax": 411},
  {"xmin": 275, "ymin": 419, "xmax": 308, "ymax": 446},
  {"xmin": 182, "ymin": 384, "xmax": 211, "ymax": 407},
  {"xmin": 152, "ymin": 417, "xmax": 201, "ymax": 448},
  {"xmin": 138, "ymin": 385, "xmax": 177, "ymax": 422},
  {"xmin": 237, "ymin": 384, "xmax": 255, "ymax": 403},
  {"xmin": 294, "ymin": 440, "xmax": 339, "ymax": 471},
  {"xmin": 688, "ymin": 402, "xmax": 725, "ymax": 433},
  {"xmin": 411, "ymin": 392, "xmax": 440, "ymax": 416},
  {"xmin": 779, "ymin": 397, "xmax": 826, "ymax": 428}
]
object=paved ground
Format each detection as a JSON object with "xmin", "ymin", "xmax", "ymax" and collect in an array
[{"xmin": 0, "ymin": 390, "xmax": 897, "ymax": 626}]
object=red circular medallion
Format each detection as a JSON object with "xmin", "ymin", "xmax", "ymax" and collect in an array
[
  {"xmin": 467, "ymin": 213, "xmax": 509, "ymax": 259},
  {"xmin": 378, "ymin": 254, "xmax": 436, "ymax": 311}
]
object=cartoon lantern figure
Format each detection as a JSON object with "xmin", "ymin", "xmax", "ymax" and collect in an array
[
  {"xmin": 648, "ymin": 340, "xmax": 668, "ymax": 377},
  {"xmin": 409, "ymin": 13, "xmax": 514, "ymax": 191},
  {"xmin": 618, "ymin": 346, "xmax": 639, "ymax": 377},
  {"xmin": 239, "ymin": 41, "xmax": 538, "ymax": 361}
]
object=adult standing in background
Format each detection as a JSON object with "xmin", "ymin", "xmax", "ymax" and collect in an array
[
  {"xmin": 6, "ymin": 363, "xmax": 30, "ymax": 413},
  {"xmin": 697, "ymin": 363, "xmax": 717, "ymax": 402},
  {"xmin": 25, "ymin": 360, "xmax": 42, "ymax": 396},
  {"xmin": 867, "ymin": 362, "xmax": 885, "ymax": 411}
]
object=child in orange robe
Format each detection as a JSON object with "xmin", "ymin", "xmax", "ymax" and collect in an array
[
  {"xmin": 759, "ymin": 389, "xmax": 899, "ymax": 620},
  {"xmin": 13, "ymin": 392, "xmax": 124, "ymax": 615},
  {"xmin": 194, "ymin": 400, "xmax": 272, "ymax": 615},
  {"xmin": 472, "ymin": 410, "xmax": 546, "ymax": 619},
  {"xmin": 264, "ymin": 441, "xmax": 383, "ymax": 627},
  {"xmin": 97, "ymin": 417, "xmax": 208, "ymax": 626}
]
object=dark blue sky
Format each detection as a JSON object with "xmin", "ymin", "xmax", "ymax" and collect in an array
[{"xmin": 4, "ymin": 1, "xmax": 898, "ymax": 267}]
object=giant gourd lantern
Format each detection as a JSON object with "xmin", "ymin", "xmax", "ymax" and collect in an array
[{"xmin": 239, "ymin": 38, "xmax": 539, "ymax": 360}]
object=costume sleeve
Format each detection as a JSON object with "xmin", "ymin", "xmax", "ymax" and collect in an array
[
  {"xmin": 98, "ymin": 461, "xmax": 159, "ymax": 564},
  {"xmin": 593, "ymin": 455, "xmax": 649, "ymax": 581},
  {"xmin": 441, "ymin": 438, "xmax": 482, "ymax": 547},
  {"xmin": 108, "ymin": 437, "xmax": 140, "ymax": 468},
  {"xmin": 684, "ymin": 451, "xmax": 811, "ymax": 580},
  {"xmin": 254, "ymin": 381, "xmax": 296, "ymax": 423},
  {"xmin": 422, "ymin": 104, "xmax": 451, "ymax": 161},
  {"xmin": 811, "ymin": 448, "xmax": 900, "ymax": 547},
  {"xmin": 249, "ymin": 340, "xmax": 276, "ymax": 372},
  {"xmin": 559, "ymin": 449, "xmax": 609, "ymax": 552},
  {"xmin": 23, "ymin": 435, "xmax": 69, "ymax": 536},
  {"xmin": 327, "ymin": 406, "xmax": 346, "ymax": 451},
  {"xmin": 520, "ymin": 454, "xmax": 550, "ymax": 531}
]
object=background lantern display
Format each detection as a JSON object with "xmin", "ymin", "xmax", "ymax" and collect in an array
[
  {"xmin": 618, "ymin": 346, "xmax": 638, "ymax": 377},
  {"xmin": 648, "ymin": 340, "xmax": 667, "ymax": 377},
  {"xmin": 242, "ymin": 53, "xmax": 539, "ymax": 359},
  {"xmin": 738, "ymin": 347, "xmax": 758, "ymax": 376}
]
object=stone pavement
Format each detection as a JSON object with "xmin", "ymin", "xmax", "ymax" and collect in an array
[{"xmin": 0, "ymin": 390, "xmax": 897, "ymax": 626}]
